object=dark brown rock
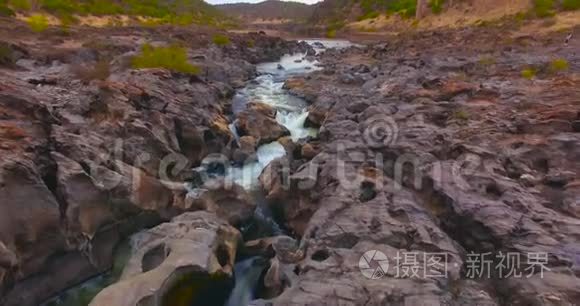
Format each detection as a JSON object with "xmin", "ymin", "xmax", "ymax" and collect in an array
[
  {"xmin": 233, "ymin": 135, "xmax": 258, "ymax": 164},
  {"xmin": 235, "ymin": 102, "xmax": 290, "ymax": 145},
  {"xmin": 185, "ymin": 179, "xmax": 256, "ymax": 226},
  {"xmin": 300, "ymin": 143, "xmax": 319, "ymax": 160},
  {"xmin": 305, "ymin": 106, "xmax": 327, "ymax": 128}
]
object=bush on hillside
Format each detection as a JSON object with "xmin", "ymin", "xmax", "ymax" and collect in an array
[
  {"xmin": 8, "ymin": 0, "xmax": 31, "ymax": 11},
  {"xmin": 39, "ymin": 0, "xmax": 78, "ymax": 14},
  {"xmin": 549, "ymin": 58, "xmax": 570, "ymax": 72},
  {"xmin": 82, "ymin": 0, "xmax": 124, "ymax": 15},
  {"xmin": 562, "ymin": 0, "xmax": 580, "ymax": 10},
  {"xmin": 430, "ymin": 0, "xmax": 445, "ymax": 14},
  {"xmin": 521, "ymin": 67, "xmax": 537, "ymax": 79},
  {"xmin": 0, "ymin": 43, "xmax": 14, "ymax": 66},
  {"xmin": 0, "ymin": 4, "xmax": 15, "ymax": 16},
  {"xmin": 357, "ymin": 10, "xmax": 380, "ymax": 21},
  {"xmin": 387, "ymin": 0, "xmax": 416, "ymax": 18},
  {"xmin": 1, "ymin": 0, "xmax": 224, "ymax": 27},
  {"xmin": 358, "ymin": 0, "xmax": 416, "ymax": 19},
  {"xmin": 533, "ymin": 0, "xmax": 556, "ymax": 17},
  {"xmin": 26, "ymin": 14, "xmax": 49, "ymax": 32},
  {"xmin": 326, "ymin": 29, "xmax": 337, "ymax": 38},
  {"xmin": 132, "ymin": 44, "xmax": 200, "ymax": 75},
  {"xmin": 212, "ymin": 34, "xmax": 231, "ymax": 46}
]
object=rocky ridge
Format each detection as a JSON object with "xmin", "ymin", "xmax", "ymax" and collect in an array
[
  {"xmin": 0, "ymin": 23, "xmax": 311, "ymax": 306},
  {"xmin": 255, "ymin": 26, "xmax": 580, "ymax": 305}
]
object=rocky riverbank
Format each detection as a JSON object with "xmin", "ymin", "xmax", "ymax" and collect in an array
[
  {"xmin": 0, "ymin": 21, "xmax": 311, "ymax": 306},
  {"xmin": 259, "ymin": 26, "xmax": 580, "ymax": 305}
]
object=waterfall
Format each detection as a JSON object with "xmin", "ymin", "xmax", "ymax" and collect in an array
[
  {"xmin": 225, "ymin": 257, "xmax": 268, "ymax": 306},
  {"xmin": 276, "ymin": 110, "xmax": 317, "ymax": 141},
  {"xmin": 226, "ymin": 141, "xmax": 286, "ymax": 190}
]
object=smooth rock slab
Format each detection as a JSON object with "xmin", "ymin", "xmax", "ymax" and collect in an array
[{"xmin": 90, "ymin": 211, "xmax": 241, "ymax": 306}]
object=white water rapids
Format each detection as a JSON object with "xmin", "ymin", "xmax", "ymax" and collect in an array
[{"xmin": 224, "ymin": 39, "xmax": 353, "ymax": 190}]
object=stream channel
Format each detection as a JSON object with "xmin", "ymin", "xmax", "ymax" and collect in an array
[{"xmin": 44, "ymin": 39, "xmax": 353, "ymax": 306}]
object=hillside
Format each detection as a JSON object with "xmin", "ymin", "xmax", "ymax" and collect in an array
[
  {"xmin": 0, "ymin": 0, "xmax": 227, "ymax": 26},
  {"xmin": 306, "ymin": 0, "xmax": 580, "ymax": 36},
  {"xmin": 216, "ymin": 0, "xmax": 315, "ymax": 21}
]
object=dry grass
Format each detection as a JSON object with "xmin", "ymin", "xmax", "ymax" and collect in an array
[
  {"xmin": 71, "ymin": 60, "xmax": 111, "ymax": 83},
  {"xmin": 514, "ymin": 10, "xmax": 580, "ymax": 35},
  {"xmin": 347, "ymin": 0, "xmax": 530, "ymax": 32}
]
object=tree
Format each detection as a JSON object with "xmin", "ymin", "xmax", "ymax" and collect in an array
[{"xmin": 416, "ymin": 0, "xmax": 426, "ymax": 19}]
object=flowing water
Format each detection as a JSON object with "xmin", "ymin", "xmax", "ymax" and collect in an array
[
  {"xmin": 223, "ymin": 39, "xmax": 353, "ymax": 306},
  {"xmin": 225, "ymin": 39, "xmax": 353, "ymax": 190}
]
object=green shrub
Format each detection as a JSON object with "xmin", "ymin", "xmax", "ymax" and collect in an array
[
  {"xmin": 82, "ymin": 0, "xmax": 124, "ymax": 15},
  {"xmin": 168, "ymin": 14, "xmax": 196, "ymax": 26},
  {"xmin": 0, "ymin": 43, "xmax": 14, "ymax": 66},
  {"xmin": 132, "ymin": 44, "xmax": 200, "ymax": 74},
  {"xmin": 430, "ymin": 0, "xmax": 445, "ymax": 14},
  {"xmin": 0, "ymin": 4, "xmax": 15, "ymax": 16},
  {"xmin": 359, "ymin": 0, "xmax": 416, "ymax": 19},
  {"xmin": 549, "ymin": 58, "xmax": 570, "ymax": 72},
  {"xmin": 453, "ymin": 110, "xmax": 469, "ymax": 121},
  {"xmin": 39, "ymin": 0, "xmax": 78, "ymax": 14},
  {"xmin": 325, "ymin": 19, "xmax": 345, "ymax": 37},
  {"xmin": 515, "ymin": 12, "xmax": 527, "ymax": 21},
  {"xmin": 57, "ymin": 12, "xmax": 78, "ymax": 26},
  {"xmin": 521, "ymin": 68, "xmax": 537, "ymax": 79},
  {"xmin": 27, "ymin": 14, "xmax": 50, "ymax": 32},
  {"xmin": 387, "ymin": 0, "xmax": 416, "ymax": 18},
  {"xmin": 212, "ymin": 34, "xmax": 230, "ymax": 46},
  {"xmin": 562, "ymin": 0, "xmax": 580, "ymax": 10},
  {"xmin": 326, "ymin": 29, "xmax": 337, "ymax": 38},
  {"xmin": 478, "ymin": 56, "xmax": 496, "ymax": 66},
  {"xmin": 532, "ymin": 0, "xmax": 555, "ymax": 17},
  {"xmin": 0, "ymin": 0, "xmax": 225, "ymax": 28},
  {"xmin": 8, "ymin": 0, "xmax": 31, "ymax": 11},
  {"xmin": 357, "ymin": 10, "xmax": 380, "ymax": 21}
]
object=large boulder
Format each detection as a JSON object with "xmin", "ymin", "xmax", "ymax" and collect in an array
[
  {"xmin": 184, "ymin": 179, "xmax": 256, "ymax": 226},
  {"xmin": 90, "ymin": 211, "xmax": 241, "ymax": 306},
  {"xmin": 232, "ymin": 135, "xmax": 258, "ymax": 165},
  {"xmin": 235, "ymin": 102, "xmax": 290, "ymax": 145}
]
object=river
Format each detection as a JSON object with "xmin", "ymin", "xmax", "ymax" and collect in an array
[
  {"xmin": 223, "ymin": 39, "xmax": 353, "ymax": 306},
  {"xmin": 225, "ymin": 39, "xmax": 353, "ymax": 190},
  {"xmin": 44, "ymin": 38, "xmax": 354, "ymax": 306}
]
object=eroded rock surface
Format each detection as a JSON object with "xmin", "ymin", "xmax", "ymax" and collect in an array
[
  {"xmin": 89, "ymin": 211, "xmax": 240, "ymax": 306},
  {"xmin": 258, "ymin": 26, "xmax": 580, "ymax": 305},
  {"xmin": 0, "ymin": 23, "xmax": 311, "ymax": 306}
]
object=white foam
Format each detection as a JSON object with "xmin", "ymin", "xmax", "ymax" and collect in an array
[
  {"xmin": 277, "ymin": 110, "xmax": 318, "ymax": 141},
  {"xmin": 226, "ymin": 141, "xmax": 286, "ymax": 190},
  {"xmin": 227, "ymin": 40, "xmax": 352, "ymax": 190}
]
